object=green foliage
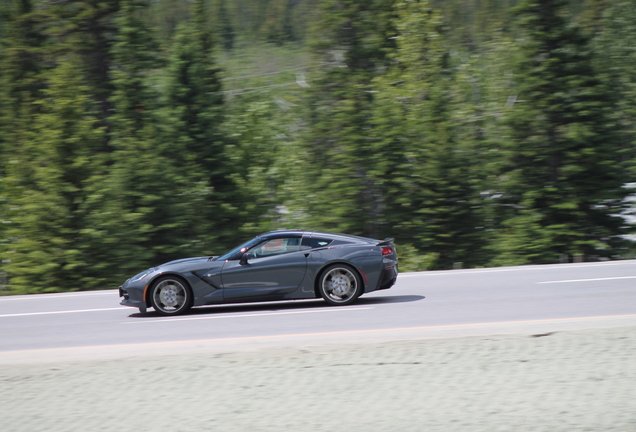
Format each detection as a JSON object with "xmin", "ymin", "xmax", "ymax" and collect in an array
[
  {"xmin": 592, "ymin": 0, "xmax": 636, "ymax": 176},
  {"xmin": 110, "ymin": 0, "xmax": 163, "ymax": 135},
  {"xmin": 0, "ymin": 0, "xmax": 47, "ymax": 169},
  {"xmin": 0, "ymin": 0, "xmax": 634, "ymax": 295},
  {"xmin": 146, "ymin": 0, "xmax": 320, "ymax": 47},
  {"xmin": 161, "ymin": 0, "xmax": 240, "ymax": 251},
  {"xmin": 146, "ymin": 0, "xmax": 192, "ymax": 41},
  {"xmin": 0, "ymin": 0, "xmax": 49, "ymax": 292},
  {"xmin": 215, "ymin": 39, "xmax": 318, "ymax": 233},
  {"xmin": 4, "ymin": 56, "xmax": 107, "ymax": 293},
  {"xmin": 107, "ymin": 0, "xmax": 203, "ymax": 267},
  {"xmin": 215, "ymin": 0, "xmax": 235, "ymax": 50},
  {"xmin": 394, "ymin": 244, "xmax": 439, "ymax": 272},
  {"xmin": 491, "ymin": 0, "xmax": 632, "ymax": 264},
  {"xmin": 41, "ymin": 0, "xmax": 121, "ymax": 136},
  {"xmin": 296, "ymin": 0, "xmax": 395, "ymax": 238},
  {"xmin": 223, "ymin": 98, "xmax": 301, "ymax": 235},
  {"xmin": 164, "ymin": 0, "xmax": 225, "ymax": 167},
  {"xmin": 372, "ymin": 0, "xmax": 487, "ymax": 269}
]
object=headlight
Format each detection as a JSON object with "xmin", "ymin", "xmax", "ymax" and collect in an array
[{"xmin": 130, "ymin": 268, "xmax": 157, "ymax": 282}]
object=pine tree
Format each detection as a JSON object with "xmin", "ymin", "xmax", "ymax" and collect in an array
[
  {"xmin": 223, "ymin": 97, "xmax": 301, "ymax": 234},
  {"xmin": 297, "ymin": 0, "xmax": 395, "ymax": 238},
  {"xmin": 163, "ymin": 0, "xmax": 237, "ymax": 251},
  {"xmin": 42, "ymin": 0, "xmax": 121, "ymax": 141},
  {"xmin": 4, "ymin": 56, "xmax": 108, "ymax": 293},
  {"xmin": 452, "ymin": 32, "xmax": 521, "ymax": 265},
  {"xmin": 593, "ymin": 1, "xmax": 636, "ymax": 177},
  {"xmin": 0, "ymin": 0, "xmax": 47, "ymax": 180},
  {"xmin": 215, "ymin": 0, "xmax": 235, "ymax": 50},
  {"xmin": 577, "ymin": 0, "xmax": 610, "ymax": 37},
  {"xmin": 109, "ymin": 0, "xmax": 162, "ymax": 136},
  {"xmin": 262, "ymin": 0, "xmax": 296, "ymax": 45},
  {"xmin": 0, "ymin": 0, "xmax": 49, "ymax": 290},
  {"xmin": 372, "ymin": 0, "xmax": 485, "ymax": 269},
  {"xmin": 165, "ymin": 0, "xmax": 225, "ymax": 169},
  {"xmin": 104, "ymin": 0, "xmax": 206, "ymax": 270},
  {"xmin": 491, "ymin": 0, "xmax": 631, "ymax": 265}
]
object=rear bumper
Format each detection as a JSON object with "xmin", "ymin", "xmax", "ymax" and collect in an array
[{"xmin": 377, "ymin": 265, "xmax": 398, "ymax": 290}]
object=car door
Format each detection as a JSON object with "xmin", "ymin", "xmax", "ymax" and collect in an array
[{"xmin": 220, "ymin": 236, "xmax": 308, "ymax": 301}]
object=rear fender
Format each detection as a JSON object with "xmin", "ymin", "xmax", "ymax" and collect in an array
[{"xmin": 313, "ymin": 261, "xmax": 366, "ymax": 299}]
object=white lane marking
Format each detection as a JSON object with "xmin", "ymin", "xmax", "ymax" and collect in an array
[
  {"xmin": 0, "ymin": 307, "xmax": 130, "ymax": 318},
  {"xmin": 397, "ymin": 260, "xmax": 636, "ymax": 278},
  {"xmin": 538, "ymin": 276, "xmax": 636, "ymax": 284},
  {"xmin": 0, "ymin": 291, "xmax": 116, "ymax": 301},
  {"xmin": 123, "ymin": 306, "xmax": 374, "ymax": 324}
]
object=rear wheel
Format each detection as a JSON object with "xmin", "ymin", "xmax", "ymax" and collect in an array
[
  {"xmin": 149, "ymin": 276, "xmax": 193, "ymax": 316},
  {"xmin": 318, "ymin": 265, "xmax": 362, "ymax": 306}
]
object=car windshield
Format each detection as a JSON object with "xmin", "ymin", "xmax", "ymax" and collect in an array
[{"xmin": 216, "ymin": 237, "xmax": 262, "ymax": 261}]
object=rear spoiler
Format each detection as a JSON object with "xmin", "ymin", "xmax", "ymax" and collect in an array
[{"xmin": 376, "ymin": 238, "xmax": 394, "ymax": 247}]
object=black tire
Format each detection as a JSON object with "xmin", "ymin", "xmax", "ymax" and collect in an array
[
  {"xmin": 318, "ymin": 264, "xmax": 362, "ymax": 306},
  {"xmin": 149, "ymin": 276, "xmax": 193, "ymax": 316}
]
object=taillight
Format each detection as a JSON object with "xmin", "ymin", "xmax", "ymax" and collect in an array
[{"xmin": 381, "ymin": 246, "xmax": 393, "ymax": 256}]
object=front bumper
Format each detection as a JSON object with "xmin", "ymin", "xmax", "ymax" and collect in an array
[{"xmin": 119, "ymin": 285, "xmax": 146, "ymax": 309}]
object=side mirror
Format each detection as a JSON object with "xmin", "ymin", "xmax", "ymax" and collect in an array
[{"xmin": 239, "ymin": 253, "xmax": 251, "ymax": 265}]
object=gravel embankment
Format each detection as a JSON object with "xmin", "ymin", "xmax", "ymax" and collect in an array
[{"xmin": 2, "ymin": 325, "xmax": 635, "ymax": 432}]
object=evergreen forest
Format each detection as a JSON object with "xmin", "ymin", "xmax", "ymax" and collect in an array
[{"xmin": 1, "ymin": 0, "xmax": 635, "ymax": 294}]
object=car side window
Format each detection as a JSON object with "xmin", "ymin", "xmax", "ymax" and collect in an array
[
  {"xmin": 301, "ymin": 237, "xmax": 333, "ymax": 250},
  {"xmin": 249, "ymin": 237, "xmax": 302, "ymax": 258}
]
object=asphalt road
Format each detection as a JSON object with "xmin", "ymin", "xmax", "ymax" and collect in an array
[
  {"xmin": 1, "ymin": 259, "xmax": 635, "ymax": 361},
  {"xmin": 2, "ymin": 261, "xmax": 636, "ymax": 432}
]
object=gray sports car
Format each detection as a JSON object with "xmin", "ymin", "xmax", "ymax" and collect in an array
[{"xmin": 119, "ymin": 230, "xmax": 398, "ymax": 315}]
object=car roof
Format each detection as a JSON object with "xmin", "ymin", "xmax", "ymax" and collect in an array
[
  {"xmin": 259, "ymin": 229, "xmax": 306, "ymax": 239},
  {"xmin": 259, "ymin": 230, "xmax": 377, "ymax": 244}
]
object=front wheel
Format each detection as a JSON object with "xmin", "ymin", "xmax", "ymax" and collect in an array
[
  {"xmin": 149, "ymin": 276, "xmax": 193, "ymax": 316},
  {"xmin": 318, "ymin": 265, "xmax": 362, "ymax": 306}
]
